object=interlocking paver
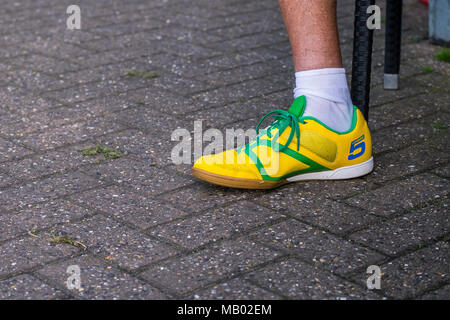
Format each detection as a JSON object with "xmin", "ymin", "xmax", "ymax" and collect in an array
[
  {"xmin": 191, "ymin": 277, "xmax": 282, "ymax": 300},
  {"xmin": 69, "ymin": 185, "xmax": 189, "ymax": 229},
  {"xmin": 256, "ymin": 178, "xmax": 377, "ymax": 203},
  {"xmin": 157, "ymin": 25, "xmax": 223, "ymax": 46},
  {"xmin": 160, "ymin": 183, "xmax": 250, "ymax": 213},
  {"xmin": 419, "ymin": 284, "xmax": 450, "ymax": 300},
  {"xmin": 0, "ymin": 172, "xmax": 15, "ymax": 189},
  {"xmin": 253, "ymin": 185, "xmax": 379, "ymax": 235},
  {"xmin": 0, "ymin": 141, "xmax": 102, "ymax": 181},
  {"xmin": 92, "ymin": 129, "xmax": 175, "ymax": 166},
  {"xmin": 90, "ymin": 19, "xmax": 164, "ymax": 38},
  {"xmin": 0, "ymin": 235, "xmax": 79, "ymax": 277},
  {"xmin": 0, "ymin": 45, "xmax": 28, "ymax": 60},
  {"xmin": 0, "ymin": 274, "xmax": 65, "ymax": 300},
  {"xmin": 54, "ymin": 215, "xmax": 179, "ymax": 271},
  {"xmin": 206, "ymin": 30, "xmax": 288, "ymax": 52},
  {"xmin": 413, "ymin": 71, "xmax": 450, "ymax": 92},
  {"xmin": 15, "ymin": 116, "xmax": 125, "ymax": 150},
  {"xmin": 37, "ymin": 255, "xmax": 167, "ymax": 299},
  {"xmin": 159, "ymin": 40, "xmax": 222, "ymax": 60},
  {"xmin": 246, "ymin": 258, "xmax": 381, "ymax": 300},
  {"xmin": 369, "ymin": 94, "xmax": 446, "ymax": 131},
  {"xmin": 368, "ymin": 140, "xmax": 449, "ymax": 184},
  {"xmin": 195, "ymin": 59, "xmax": 290, "ymax": 88},
  {"xmin": 112, "ymin": 106, "xmax": 187, "ymax": 137},
  {"xmin": 0, "ymin": 171, "xmax": 105, "ymax": 212},
  {"xmin": 372, "ymin": 112, "xmax": 450, "ymax": 155},
  {"xmin": 368, "ymin": 79, "xmax": 430, "ymax": 108},
  {"xmin": 8, "ymin": 54, "xmax": 82, "ymax": 75},
  {"xmin": 19, "ymin": 38, "xmax": 92, "ymax": 61},
  {"xmin": 72, "ymin": 47, "xmax": 155, "ymax": 69},
  {"xmin": 149, "ymin": 200, "xmax": 284, "ymax": 250},
  {"xmin": 43, "ymin": 79, "xmax": 147, "ymax": 105},
  {"xmin": 80, "ymin": 157, "xmax": 193, "ymax": 197},
  {"xmin": 0, "ymin": 86, "xmax": 60, "ymax": 116},
  {"xmin": 434, "ymin": 165, "xmax": 450, "ymax": 178},
  {"xmin": 250, "ymin": 220, "xmax": 385, "ymax": 276},
  {"xmin": 1, "ymin": 102, "xmax": 129, "ymax": 138},
  {"xmin": 0, "ymin": 199, "xmax": 93, "ymax": 242},
  {"xmin": 3, "ymin": 69, "xmax": 69, "ymax": 94},
  {"xmin": 350, "ymin": 202, "xmax": 449, "ymax": 256},
  {"xmin": 209, "ymin": 20, "xmax": 283, "ymax": 41},
  {"xmin": 0, "ymin": 137, "xmax": 32, "ymax": 162},
  {"xmin": 141, "ymin": 237, "xmax": 281, "ymax": 296},
  {"xmin": 55, "ymin": 59, "xmax": 153, "ymax": 87},
  {"xmin": 147, "ymin": 72, "xmax": 211, "ymax": 96},
  {"xmin": 190, "ymin": 75, "xmax": 288, "ymax": 108},
  {"xmin": 345, "ymin": 173, "xmax": 448, "ymax": 217},
  {"xmin": 124, "ymin": 87, "xmax": 208, "ymax": 115},
  {"xmin": 185, "ymin": 97, "xmax": 280, "ymax": 129},
  {"xmin": 352, "ymin": 241, "xmax": 449, "ymax": 299}
]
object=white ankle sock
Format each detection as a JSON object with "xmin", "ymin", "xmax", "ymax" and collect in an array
[{"xmin": 293, "ymin": 68, "xmax": 353, "ymax": 132}]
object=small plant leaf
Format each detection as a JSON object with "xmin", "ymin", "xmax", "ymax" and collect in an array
[
  {"xmin": 125, "ymin": 69, "xmax": 158, "ymax": 79},
  {"xmin": 80, "ymin": 145, "xmax": 124, "ymax": 159}
]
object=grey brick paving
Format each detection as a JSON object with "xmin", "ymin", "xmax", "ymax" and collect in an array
[
  {"xmin": 52, "ymin": 215, "xmax": 179, "ymax": 271},
  {"xmin": 420, "ymin": 284, "xmax": 450, "ymax": 300},
  {"xmin": 434, "ymin": 165, "xmax": 450, "ymax": 178},
  {"xmin": 190, "ymin": 277, "xmax": 282, "ymax": 300},
  {"xmin": 141, "ymin": 238, "xmax": 281, "ymax": 297},
  {"xmin": 0, "ymin": 274, "xmax": 65, "ymax": 300},
  {"xmin": 0, "ymin": 199, "xmax": 93, "ymax": 242},
  {"xmin": 0, "ymin": 171, "xmax": 105, "ymax": 212},
  {"xmin": 250, "ymin": 220, "xmax": 385, "ymax": 276},
  {"xmin": 350, "ymin": 202, "xmax": 449, "ymax": 256},
  {"xmin": 37, "ymin": 255, "xmax": 167, "ymax": 299},
  {"xmin": 79, "ymin": 157, "xmax": 193, "ymax": 196},
  {"xmin": 245, "ymin": 259, "xmax": 381, "ymax": 300},
  {"xmin": 368, "ymin": 140, "xmax": 449, "ymax": 184},
  {"xmin": 69, "ymin": 185, "xmax": 190, "ymax": 229},
  {"xmin": 0, "ymin": 0, "xmax": 448, "ymax": 299},
  {"xmin": 372, "ymin": 112, "xmax": 450, "ymax": 155},
  {"xmin": 0, "ymin": 141, "xmax": 102, "ymax": 181},
  {"xmin": 149, "ymin": 200, "xmax": 285, "ymax": 250},
  {"xmin": 0, "ymin": 86, "xmax": 61, "ymax": 116},
  {"xmin": 0, "ymin": 235, "xmax": 79, "ymax": 278},
  {"xmin": 16, "ymin": 116, "xmax": 125, "ymax": 150},
  {"xmin": 345, "ymin": 173, "xmax": 448, "ymax": 217}
]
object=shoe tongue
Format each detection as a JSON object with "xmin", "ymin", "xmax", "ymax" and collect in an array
[{"xmin": 288, "ymin": 96, "xmax": 306, "ymax": 117}]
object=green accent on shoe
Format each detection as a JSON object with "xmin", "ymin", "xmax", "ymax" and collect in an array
[
  {"xmin": 252, "ymin": 95, "xmax": 310, "ymax": 153},
  {"xmin": 300, "ymin": 105, "xmax": 359, "ymax": 135},
  {"xmin": 288, "ymin": 95, "xmax": 307, "ymax": 117},
  {"xmin": 242, "ymin": 137, "xmax": 330, "ymax": 181}
]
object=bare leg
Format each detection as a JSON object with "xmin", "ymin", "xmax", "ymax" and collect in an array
[
  {"xmin": 278, "ymin": 0, "xmax": 342, "ymax": 72},
  {"xmin": 277, "ymin": 0, "xmax": 352, "ymax": 132}
]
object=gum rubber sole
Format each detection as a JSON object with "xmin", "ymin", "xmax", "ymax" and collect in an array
[
  {"xmin": 192, "ymin": 167, "xmax": 287, "ymax": 189},
  {"xmin": 192, "ymin": 157, "xmax": 374, "ymax": 190}
]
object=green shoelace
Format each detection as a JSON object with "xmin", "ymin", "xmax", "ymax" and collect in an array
[{"xmin": 254, "ymin": 109, "xmax": 305, "ymax": 153}]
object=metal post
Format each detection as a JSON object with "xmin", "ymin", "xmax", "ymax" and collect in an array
[
  {"xmin": 351, "ymin": 0, "xmax": 375, "ymax": 121},
  {"xmin": 384, "ymin": 0, "xmax": 403, "ymax": 90}
]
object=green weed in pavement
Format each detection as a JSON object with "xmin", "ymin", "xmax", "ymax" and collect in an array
[{"xmin": 80, "ymin": 145, "xmax": 124, "ymax": 159}]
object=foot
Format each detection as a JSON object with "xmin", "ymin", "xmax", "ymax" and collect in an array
[{"xmin": 192, "ymin": 96, "xmax": 373, "ymax": 189}]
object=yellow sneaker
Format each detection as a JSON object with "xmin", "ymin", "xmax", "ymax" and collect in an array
[{"xmin": 192, "ymin": 96, "xmax": 373, "ymax": 189}]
